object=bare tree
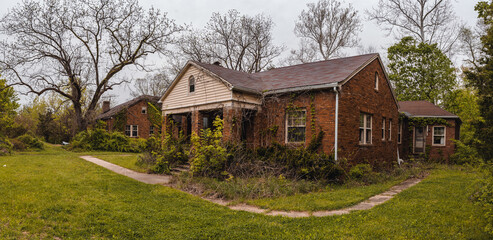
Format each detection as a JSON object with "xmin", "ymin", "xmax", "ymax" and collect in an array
[
  {"xmin": 130, "ymin": 71, "xmax": 172, "ymax": 98},
  {"xmin": 0, "ymin": 0, "xmax": 182, "ymax": 131},
  {"xmin": 176, "ymin": 10, "xmax": 284, "ymax": 73},
  {"xmin": 290, "ymin": 0, "xmax": 361, "ymax": 63},
  {"xmin": 367, "ymin": 0, "xmax": 462, "ymax": 55}
]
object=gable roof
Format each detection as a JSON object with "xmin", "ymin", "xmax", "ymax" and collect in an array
[
  {"xmin": 399, "ymin": 101, "xmax": 459, "ymax": 118},
  {"xmin": 160, "ymin": 53, "xmax": 395, "ymax": 104},
  {"xmin": 97, "ymin": 95, "xmax": 161, "ymax": 120}
]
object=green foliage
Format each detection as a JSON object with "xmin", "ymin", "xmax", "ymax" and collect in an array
[
  {"xmin": 307, "ymin": 130, "xmax": 324, "ymax": 152},
  {"xmin": 464, "ymin": 1, "xmax": 493, "ymax": 163},
  {"xmin": 69, "ymin": 129, "xmax": 142, "ymax": 152},
  {"xmin": 407, "ymin": 117, "xmax": 449, "ymax": 129},
  {"xmin": 189, "ymin": 116, "xmax": 228, "ymax": 178},
  {"xmin": 16, "ymin": 134, "xmax": 44, "ymax": 150},
  {"xmin": 348, "ymin": 164, "xmax": 382, "ymax": 184},
  {"xmin": 136, "ymin": 134, "xmax": 189, "ymax": 174},
  {"xmin": 450, "ymin": 139, "xmax": 481, "ymax": 165},
  {"xmin": 0, "ymin": 76, "xmax": 19, "ymax": 138},
  {"xmin": 0, "ymin": 137, "xmax": 13, "ymax": 156},
  {"xmin": 472, "ymin": 163, "xmax": 493, "ymax": 234},
  {"xmin": 113, "ymin": 110, "xmax": 127, "ymax": 132},
  {"xmin": 147, "ymin": 102, "xmax": 162, "ymax": 128},
  {"xmin": 443, "ymin": 88, "xmax": 482, "ymax": 144},
  {"xmin": 387, "ymin": 36, "xmax": 456, "ymax": 104}
]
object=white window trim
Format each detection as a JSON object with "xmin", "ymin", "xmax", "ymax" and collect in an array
[
  {"xmin": 389, "ymin": 119, "xmax": 392, "ymax": 141},
  {"xmin": 375, "ymin": 72, "xmax": 379, "ymax": 90},
  {"xmin": 382, "ymin": 117, "xmax": 386, "ymax": 141},
  {"xmin": 359, "ymin": 113, "xmax": 372, "ymax": 145},
  {"xmin": 432, "ymin": 126, "xmax": 446, "ymax": 146},
  {"xmin": 285, "ymin": 109, "xmax": 306, "ymax": 143}
]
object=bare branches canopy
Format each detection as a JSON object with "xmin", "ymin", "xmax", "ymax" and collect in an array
[
  {"xmin": 367, "ymin": 0, "xmax": 462, "ymax": 54},
  {"xmin": 176, "ymin": 10, "xmax": 284, "ymax": 73},
  {"xmin": 0, "ymin": 0, "xmax": 182, "ymax": 131},
  {"xmin": 289, "ymin": 0, "xmax": 362, "ymax": 63}
]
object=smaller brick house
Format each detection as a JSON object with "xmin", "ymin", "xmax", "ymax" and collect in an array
[
  {"xmin": 160, "ymin": 53, "xmax": 400, "ymax": 167},
  {"xmin": 398, "ymin": 101, "xmax": 461, "ymax": 162},
  {"xmin": 96, "ymin": 95, "xmax": 161, "ymax": 139}
]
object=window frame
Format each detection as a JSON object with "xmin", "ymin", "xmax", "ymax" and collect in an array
[
  {"xmin": 125, "ymin": 125, "xmax": 138, "ymax": 137},
  {"xmin": 432, "ymin": 126, "xmax": 446, "ymax": 146},
  {"xmin": 359, "ymin": 113, "xmax": 372, "ymax": 145},
  {"xmin": 398, "ymin": 121, "xmax": 402, "ymax": 144},
  {"xmin": 388, "ymin": 119, "xmax": 392, "ymax": 141},
  {"xmin": 150, "ymin": 125, "xmax": 154, "ymax": 135},
  {"xmin": 374, "ymin": 72, "xmax": 379, "ymax": 90},
  {"xmin": 141, "ymin": 106, "xmax": 147, "ymax": 114},
  {"xmin": 189, "ymin": 75, "xmax": 195, "ymax": 93},
  {"xmin": 285, "ymin": 109, "xmax": 307, "ymax": 143},
  {"xmin": 381, "ymin": 117, "xmax": 386, "ymax": 141}
]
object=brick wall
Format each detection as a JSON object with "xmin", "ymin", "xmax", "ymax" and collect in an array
[
  {"xmin": 337, "ymin": 59, "xmax": 399, "ymax": 168},
  {"xmin": 103, "ymin": 100, "xmax": 155, "ymax": 139},
  {"xmin": 399, "ymin": 118, "xmax": 458, "ymax": 163}
]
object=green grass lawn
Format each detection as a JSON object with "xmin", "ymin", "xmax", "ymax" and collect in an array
[
  {"xmin": 247, "ymin": 179, "xmax": 402, "ymax": 212},
  {"xmin": 0, "ymin": 147, "xmax": 490, "ymax": 239},
  {"xmin": 90, "ymin": 153, "xmax": 145, "ymax": 173}
]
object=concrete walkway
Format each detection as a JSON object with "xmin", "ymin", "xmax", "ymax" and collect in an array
[
  {"xmin": 79, "ymin": 155, "xmax": 423, "ymax": 218},
  {"xmin": 79, "ymin": 156, "xmax": 171, "ymax": 184}
]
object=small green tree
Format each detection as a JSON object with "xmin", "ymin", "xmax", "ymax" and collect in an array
[
  {"xmin": 387, "ymin": 36, "xmax": 457, "ymax": 105},
  {"xmin": 0, "ymin": 76, "xmax": 18, "ymax": 137}
]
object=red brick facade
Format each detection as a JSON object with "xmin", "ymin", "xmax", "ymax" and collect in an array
[
  {"xmin": 102, "ymin": 99, "xmax": 157, "ymax": 139},
  {"xmin": 398, "ymin": 118, "xmax": 460, "ymax": 163}
]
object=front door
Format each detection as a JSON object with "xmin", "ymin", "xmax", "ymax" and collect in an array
[{"xmin": 414, "ymin": 126, "xmax": 425, "ymax": 153}]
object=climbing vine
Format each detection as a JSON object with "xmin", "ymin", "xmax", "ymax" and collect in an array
[
  {"xmin": 407, "ymin": 117, "xmax": 449, "ymax": 130},
  {"xmin": 147, "ymin": 102, "xmax": 162, "ymax": 128},
  {"xmin": 113, "ymin": 110, "xmax": 127, "ymax": 132}
]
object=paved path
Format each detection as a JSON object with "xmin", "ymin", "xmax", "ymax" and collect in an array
[
  {"xmin": 80, "ymin": 155, "xmax": 423, "ymax": 218},
  {"xmin": 79, "ymin": 156, "xmax": 171, "ymax": 184}
]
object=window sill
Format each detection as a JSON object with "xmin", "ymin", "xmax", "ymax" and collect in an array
[
  {"xmin": 359, "ymin": 143, "xmax": 373, "ymax": 147},
  {"xmin": 432, "ymin": 144, "xmax": 446, "ymax": 147}
]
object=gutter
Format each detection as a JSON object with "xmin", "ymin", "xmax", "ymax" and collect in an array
[
  {"xmin": 264, "ymin": 83, "xmax": 339, "ymax": 96},
  {"xmin": 333, "ymin": 86, "xmax": 339, "ymax": 162}
]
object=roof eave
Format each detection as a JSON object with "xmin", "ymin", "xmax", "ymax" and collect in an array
[
  {"xmin": 263, "ymin": 82, "xmax": 339, "ymax": 95},
  {"xmin": 231, "ymin": 86, "xmax": 261, "ymax": 95}
]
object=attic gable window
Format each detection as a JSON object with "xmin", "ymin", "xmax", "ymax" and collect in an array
[
  {"xmin": 141, "ymin": 106, "xmax": 147, "ymax": 114},
  {"xmin": 375, "ymin": 72, "xmax": 379, "ymax": 90},
  {"xmin": 189, "ymin": 75, "xmax": 195, "ymax": 93}
]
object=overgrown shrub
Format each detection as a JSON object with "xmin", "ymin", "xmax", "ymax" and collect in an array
[
  {"xmin": 9, "ymin": 138, "xmax": 26, "ymax": 151},
  {"xmin": 0, "ymin": 137, "xmax": 13, "ymax": 156},
  {"xmin": 136, "ymin": 134, "xmax": 189, "ymax": 174},
  {"xmin": 69, "ymin": 129, "xmax": 143, "ymax": 152},
  {"xmin": 348, "ymin": 164, "xmax": 382, "ymax": 184},
  {"xmin": 16, "ymin": 134, "xmax": 44, "ymax": 149},
  {"xmin": 450, "ymin": 139, "xmax": 481, "ymax": 165},
  {"xmin": 189, "ymin": 117, "xmax": 229, "ymax": 178},
  {"xmin": 472, "ymin": 163, "xmax": 493, "ymax": 234}
]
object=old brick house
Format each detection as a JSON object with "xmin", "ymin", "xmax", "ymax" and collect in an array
[
  {"xmin": 398, "ymin": 101, "xmax": 461, "ymax": 162},
  {"xmin": 160, "ymin": 53, "xmax": 399, "ymax": 166},
  {"xmin": 97, "ymin": 95, "xmax": 161, "ymax": 139}
]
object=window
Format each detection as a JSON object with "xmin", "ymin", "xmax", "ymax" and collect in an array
[
  {"xmin": 359, "ymin": 113, "xmax": 372, "ymax": 145},
  {"xmin": 398, "ymin": 121, "xmax": 402, "ymax": 144},
  {"xmin": 189, "ymin": 75, "xmax": 195, "ymax": 93},
  {"xmin": 389, "ymin": 119, "xmax": 392, "ymax": 141},
  {"xmin": 150, "ymin": 125, "xmax": 154, "ymax": 135},
  {"xmin": 433, "ymin": 126, "xmax": 446, "ymax": 146},
  {"xmin": 286, "ymin": 110, "xmax": 306, "ymax": 143},
  {"xmin": 375, "ymin": 72, "xmax": 379, "ymax": 90},
  {"xmin": 381, "ymin": 117, "xmax": 386, "ymax": 140},
  {"xmin": 125, "ymin": 125, "xmax": 138, "ymax": 137},
  {"xmin": 141, "ymin": 106, "xmax": 147, "ymax": 114}
]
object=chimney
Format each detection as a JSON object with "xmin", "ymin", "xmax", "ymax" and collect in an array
[{"xmin": 102, "ymin": 101, "xmax": 110, "ymax": 113}]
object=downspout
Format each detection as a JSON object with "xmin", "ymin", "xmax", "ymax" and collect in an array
[{"xmin": 333, "ymin": 86, "xmax": 339, "ymax": 162}]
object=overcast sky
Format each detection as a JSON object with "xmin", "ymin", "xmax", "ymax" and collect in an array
[{"xmin": 0, "ymin": 0, "xmax": 482, "ymax": 106}]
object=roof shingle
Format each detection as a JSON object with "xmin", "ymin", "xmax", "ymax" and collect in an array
[
  {"xmin": 97, "ymin": 95, "xmax": 161, "ymax": 120},
  {"xmin": 399, "ymin": 101, "xmax": 458, "ymax": 118}
]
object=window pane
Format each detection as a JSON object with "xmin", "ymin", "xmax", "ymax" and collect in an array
[
  {"xmin": 366, "ymin": 115, "xmax": 371, "ymax": 128},
  {"xmin": 434, "ymin": 136, "xmax": 444, "ymax": 145},
  {"xmin": 359, "ymin": 129, "xmax": 364, "ymax": 143},
  {"xmin": 434, "ymin": 127, "xmax": 444, "ymax": 135},
  {"xmin": 360, "ymin": 114, "xmax": 364, "ymax": 128},
  {"xmin": 366, "ymin": 129, "xmax": 371, "ymax": 144},
  {"xmin": 288, "ymin": 127, "xmax": 305, "ymax": 142}
]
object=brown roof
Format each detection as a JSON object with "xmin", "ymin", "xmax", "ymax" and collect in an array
[
  {"xmin": 97, "ymin": 95, "xmax": 161, "ymax": 120},
  {"xmin": 190, "ymin": 53, "xmax": 379, "ymax": 94},
  {"xmin": 399, "ymin": 101, "xmax": 459, "ymax": 118}
]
